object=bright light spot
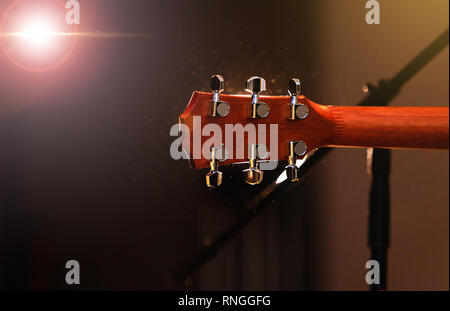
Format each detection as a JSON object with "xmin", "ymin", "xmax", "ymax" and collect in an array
[
  {"xmin": 17, "ymin": 19, "xmax": 56, "ymax": 51},
  {"xmin": 276, "ymin": 157, "xmax": 307, "ymax": 184}
]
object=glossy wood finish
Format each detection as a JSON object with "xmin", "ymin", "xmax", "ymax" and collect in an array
[
  {"xmin": 328, "ymin": 105, "xmax": 449, "ymax": 149},
  {"xmin": 179, "ymin": 92, "xmax": 449, "ymax": 169}
]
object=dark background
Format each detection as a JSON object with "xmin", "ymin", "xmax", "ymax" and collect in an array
[{"xmin": 0, "ymin": 0, "xmax": 448, "ymax": 290}]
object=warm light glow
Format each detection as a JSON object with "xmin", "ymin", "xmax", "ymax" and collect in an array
[
  {"xmin": 0, "ymin": 0, "xmax": 79, "ymax": 72},
  {"xmin": 0, "ymin": 0, "xmax": 154, "ymax": 71},
  {"xmin": 17, "ymin": 19, "xmax": 56, "ymax": 51}
]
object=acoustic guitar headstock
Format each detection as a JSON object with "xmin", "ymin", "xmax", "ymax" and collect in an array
[{"xmin": 178, "ymin": 75, "xmax": 334, "ymax": 188}]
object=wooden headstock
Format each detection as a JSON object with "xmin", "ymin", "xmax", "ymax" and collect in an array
[
  {"xmin": 178, "ymin": 75, "xmax": 449, "ymax": 187},
  {"xmin": 179, "ymin": 90, "xmax": 333, "ymax": 169},
  {"xmin": 178, "ymin": 75, "xmax": 336, "ymax": 189}
]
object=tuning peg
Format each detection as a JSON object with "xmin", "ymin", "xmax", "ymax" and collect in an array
[
  {"xmin": 210, "ymin": 75, "xmax": 230, "ymax": 117},
  {"xmin": 206, "ymin": 146, "xmax": 227, "ymax": 188},
  {"xmin": 285, "ymin": 141, "xmax": 307, "ymax": 182},
  {"xmin": 288, "ymin": 78, "xmax": 309, "ymax": 120},
  {"xmin": 246, "ymin": 76, "xmax": 270, "ymax": 118},
  {"xmin": 243, "ymin": 144, "xmax": 264, "ymax": 185}
]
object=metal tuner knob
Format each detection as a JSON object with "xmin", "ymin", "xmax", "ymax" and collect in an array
[{"xmin": 246, "ymin": 76, "xmax": 270, "ymax": 118}]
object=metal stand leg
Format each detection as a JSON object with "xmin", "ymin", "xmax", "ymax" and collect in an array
[{"xmin": 367, "ymin": 148, "xmax": 391, "ymax": 291}]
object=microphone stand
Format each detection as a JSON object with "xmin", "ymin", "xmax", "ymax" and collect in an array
[
  {"xmin": 173, "ymin": 28, "xmax": 449, "ymax": 288},
  {"xmin": 367, "ymin": 148, "xmax": 390, "ymax": 291},
  {"xmin": 360, "ymin": 27, "xmax": 448, "ymax": 291}
]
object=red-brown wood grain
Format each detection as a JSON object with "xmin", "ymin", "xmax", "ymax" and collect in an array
[
  {"xmin": 179, "ymin": 92, "xmax": 449, "ymax": 169},
  {"xmin": 328, "ymin": 106, "xmax": 449, "ymax": 149}
]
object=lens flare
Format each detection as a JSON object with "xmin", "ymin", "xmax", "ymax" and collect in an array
[
  {"xmin": 0, "ymin": 0, "xmax": 78, "ymax": 72},
  {"xmin": 17, "ymin": 19, "xmax": 55, "ymax": 51},
  {"xmin": 0, "ymin": 0, "xmax": 155, "ymax": 72}
]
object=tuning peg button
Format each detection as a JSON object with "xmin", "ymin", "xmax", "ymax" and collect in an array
[
  {"xmin": 243, "ymin": 144, "xmax": 264, "ymax": 185},
  {"xmin": 246, "ymin": 76, "xmax": 270, "ymax": 118},
  {"xmin": 211, "ymin": 75, "xmax": 224, "ymax": 93},
  {"xmin": 285, "ymin": 164, "xmax": 299, "ymax": 182},
  {"xmin": 206, "ymin": 146, "xmax": 227, "ymax": 188},
  {"xmin": 246, "ymin": 76, "xmax": 267, "ymax": 94},
  {"xmin": 210, "ymin": 75, "xmax": 230, "ymax": 118},
  {"xmin": 206, "ymin": 170, "xmax": 223, "ymax": 188},
  {"xmin": 243, "ymin": 168, "xmax": 263, "ymax": 185},
  {"xmin": 285, "ymin": 141, "xmax": 307, "ymax": 182},
  {"xmin": 288, "ymin": 78, "xmax": 309, "ymax": 120}
]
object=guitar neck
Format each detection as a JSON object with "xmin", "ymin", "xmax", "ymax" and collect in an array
[
  {"xmin": 179, "ymin": 91, "xmax": 449, "ymax": 170},
  {"xmin": 327, "ymin": 106, "xmax": 449, "ymax": 149}
]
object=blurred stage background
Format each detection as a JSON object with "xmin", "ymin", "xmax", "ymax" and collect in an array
[{"xmin": 0, "ymin": 0, "xmax": 448, "ymax": 290}]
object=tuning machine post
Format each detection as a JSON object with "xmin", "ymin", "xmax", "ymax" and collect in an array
[
  {"xmin": 243, "ymin": 144, "xmax": 267, "ymax": 185},
  {"xmin": 288, "ymin": 78, "xmax": 309, "ymax": 120},
  {"xmin": 206, "ymin": 146, "xmax": 227, "ymax": 188},
  {"xmin": 285, "ymin": 141, "xmax": 307, "ymax": 182},
  {"xmin": 246, "ymin": 77, "xmax": 270, "ymax": 118},
  {"xmin": 210, "ymin": 75, "xmax": 230, "ymax": 118}
]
